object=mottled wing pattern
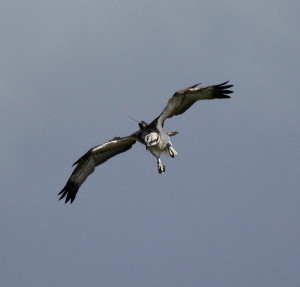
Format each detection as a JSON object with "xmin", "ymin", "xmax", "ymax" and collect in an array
[
  {"xmin": 58, "ymin": 136, "xmax": 136, "ymax": 203},
  {"xmin": 157, "ymin": 81, "xmax": 233, "ymax": 126}
]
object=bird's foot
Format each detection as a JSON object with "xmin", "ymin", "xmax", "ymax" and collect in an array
[
  {"xmin": 167, "ymin": 144, "xmax": 178, "ymax": 158},
  {"xmin": 157, "ymin": 159, "xmax": 165, "ymax": 174}
]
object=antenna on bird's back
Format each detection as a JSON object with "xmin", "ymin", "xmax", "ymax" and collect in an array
[{"xmin": 128, "ymin": 115, "xmax": 140, "ymax": 123}]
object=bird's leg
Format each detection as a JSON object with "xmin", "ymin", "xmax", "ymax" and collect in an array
[
  {"xmin": 157, "ymin": 158, "xmax": 165, "ymax": 174},
  {"xmin": 166, "ymin": 143, "xmax": 178, "ymax": 158}
]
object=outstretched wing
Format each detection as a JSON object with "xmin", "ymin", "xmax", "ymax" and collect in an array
[
  {"xmin": 58, "ymin": 136, "xmax": 136, "ymax": 203},
  {"xmin": 157, "ymin": 81, "xmax": 233, "ymax": 126}
]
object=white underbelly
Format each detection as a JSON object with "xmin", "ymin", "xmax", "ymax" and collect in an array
[
  {"xmin": 147, "ymin": 129, "xmax": 170, "ymax": 158},
  {"xmin": 148, "ymin": 146, "xmax": 168, "ymax": 159},
  {"xmin": 158, "ymin": 129, "xmax": 170, "ymax": 148}
]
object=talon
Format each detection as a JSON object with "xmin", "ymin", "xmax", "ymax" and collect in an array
[
  {"xmin": 157, "ymin": 159, "xmax": 165, "ymax": 174},
  {"xmin": 167, "ymin": 145, "xmax": 178, "ymax": 158},
  {"xmin": 158, "ymin": 165, "xmax": 165, "ymax": 174}
]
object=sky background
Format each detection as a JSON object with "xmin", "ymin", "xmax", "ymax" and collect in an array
[{"xmin": 1, "ymin": 1, "xmax": 300, "ymax": 286}]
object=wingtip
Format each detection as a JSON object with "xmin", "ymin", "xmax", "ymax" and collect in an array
[
  {"xmin": 58, "ymin": 187, "xmax": 69, "ymax": 203},
  {"xmin": 219, "ymin": 80, "xmax": 234, "ymax": 89},
  {"xmin": 58, "ymin": 183, "xmax": 78, "ymax": 204},
  {"xmin": 213, "ymin": 81, "xmax": 234, "ymax": 99}
]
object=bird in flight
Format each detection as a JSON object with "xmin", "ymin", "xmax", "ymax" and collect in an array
[{"xmin": 58, "ymin": 81, "xmax": 233, "ymax": 203}]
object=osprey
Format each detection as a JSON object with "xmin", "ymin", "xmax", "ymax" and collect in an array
[{"xmin": 59, "ymin": 81, "xmax": 233, "ymax": 203}]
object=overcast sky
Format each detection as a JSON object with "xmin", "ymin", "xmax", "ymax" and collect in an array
[{"xmin": 1, "ymin": 1, "xmax": 300, "ymax": 286}]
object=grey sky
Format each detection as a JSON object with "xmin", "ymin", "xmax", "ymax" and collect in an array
[{"xmin": 1, "ymin": 1, "xmax": 300, "ymax": 286}]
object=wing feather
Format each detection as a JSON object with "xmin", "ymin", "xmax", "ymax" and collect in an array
[
  {"xmin": 58, "ymin": 136, "xmax": 136, "ymax": 203},
  {"xmin": 157, "ymin": 81, "xmax": 233, "ymax": 125}
]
